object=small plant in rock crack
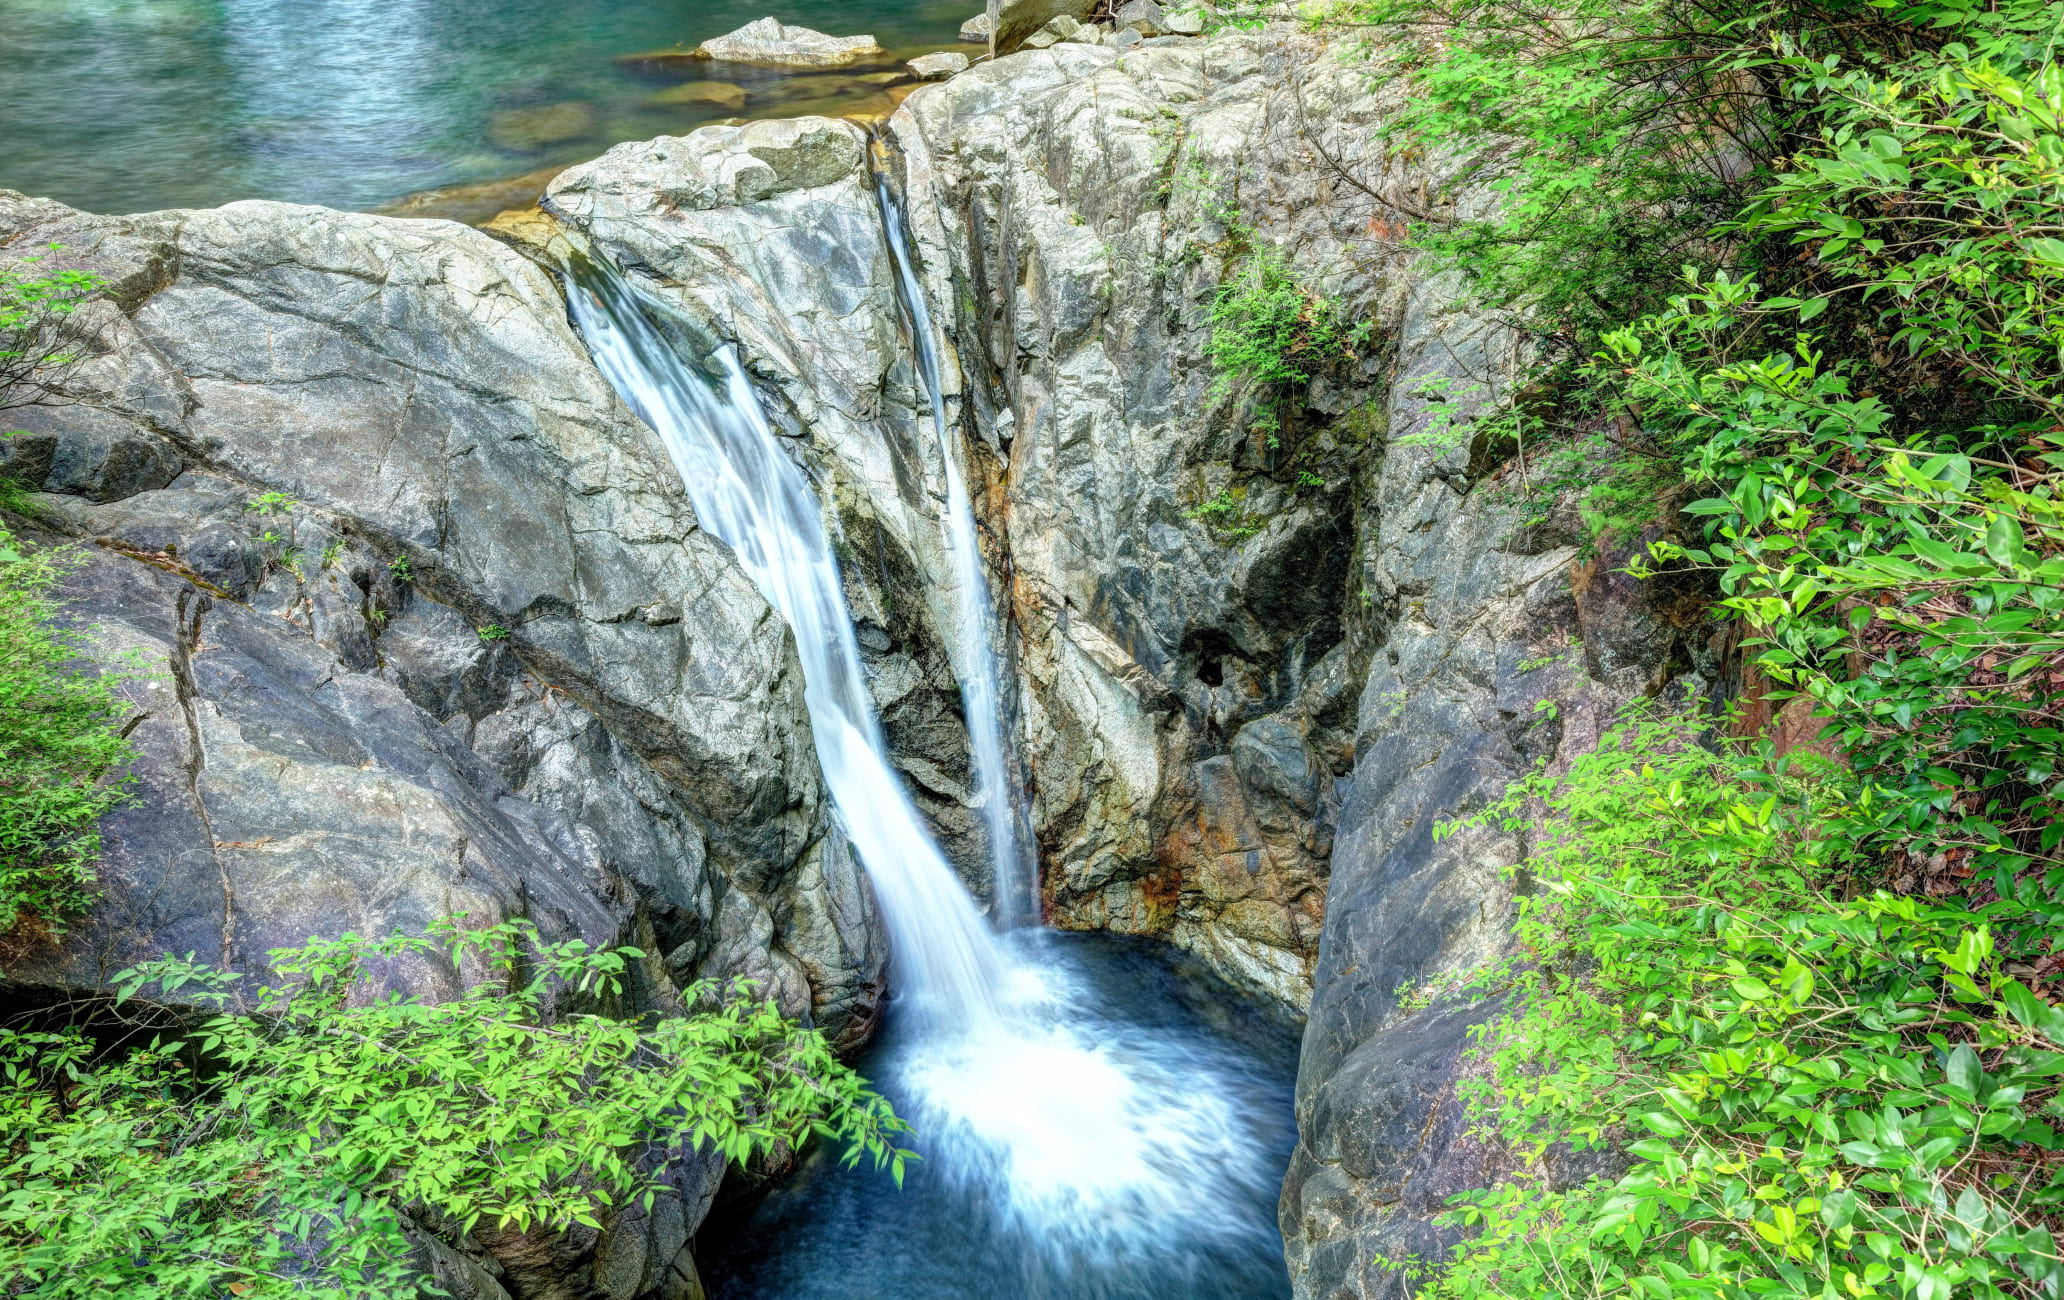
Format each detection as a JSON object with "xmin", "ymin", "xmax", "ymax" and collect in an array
[
  {"xmin": 1295, "ymin": 470, "xmax": 1325, "ymax": 490},
  {"xmin": 476, "ymin": 623, "xmax": 510, "ymax": 642},
  {"xmin": 1, "ymin": 247, "xmax": 105, "ymax": 409},
  {"xmin": 318, "ymin": 539, "xmax": 343, "ymax": 571},
  {"xmin": 1250, "ymin": 407, "xmax": 1282, "ymax": 449},
  {"xmin": 259, "ymin": 531, "xmax": 302, "ymax": 579},
  {"xmin": 246, "ymin": 492, "xmax": 296, "ymax": 518},
  {"xmin": 1205, "ymin": 244, "xmax": 1368, "ymax": 399},
  {"xmin": 1183, "ymin": 488, "xmax": 1262, "ymax": 541},
  {"xmin": 386, "ymin": 555, "xmax": 412, "ymax": 583},
  {"xmin": 1516, "ymin": 635, "xmax": 1581, "ymax": 674}
]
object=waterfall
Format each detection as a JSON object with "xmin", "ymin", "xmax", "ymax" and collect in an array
[
  {"xmin": 566, "ymin": 260, "xmax": 1005, "ymax": 1032},
  {"xmin": 570, "ymin": 249, "xmax": 1283, "ymax": 1279},
  {"xmin": 867, "ymin": 145, "xmax": 1035, "ymax": 929}
]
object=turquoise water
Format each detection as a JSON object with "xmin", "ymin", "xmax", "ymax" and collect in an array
[{"xmin": 0, "ymin": 0, "xmax": 968, "ymax": 217}]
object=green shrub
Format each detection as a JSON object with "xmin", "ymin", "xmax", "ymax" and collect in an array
[
  {"xmin": 1, "ymin": 249, "xmax": 102, "ymax": 409},
  {"xmin": 0, "ymin": 527, "xmax": 136, "ymax": 940},
  {"xmin": 1602, "ymin": 271, "xmax": 2064, "ymax": 905},
  {"xmin": 1422, "ymin": 705, "xmax": 2064, "ymax": 1300},
  {"xmin": 0, "ymin": 918, "xmax": 910, "ymax": 1298},
  {"xmin": 1205, "ymin": 244, "xmax": 1365, "ymax": 397}
]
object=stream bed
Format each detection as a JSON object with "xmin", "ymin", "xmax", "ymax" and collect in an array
[{"xmin": 699, "ymin": 931, "xmax": 1302, "ymax": 1300}]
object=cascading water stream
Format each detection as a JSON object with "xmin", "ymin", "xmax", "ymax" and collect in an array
[
  {"xmin": 568, "ymin": 253, "xmax": 1292, "ymax": 1298},
  {"xmin": 868, "ymin": 144, "xmax": 1034, "ymax": 930},
  {"xmin": 567, "ymin": 260, "xmax": 1005, "ymax": 1033}
]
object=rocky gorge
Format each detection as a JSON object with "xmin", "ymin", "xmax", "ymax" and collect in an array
[{"xmin": 0, "ymin": 12, "xmax": 1703, "ymax": 1299}]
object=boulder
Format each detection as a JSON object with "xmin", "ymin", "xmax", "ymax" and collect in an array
[
  {"xmin": 0, "ymin": 192, "xmax": 886, "ymax": 1041},
  {"xmin": 908, "ymin": 51, "xmax": 971, "ymax": 79},
  {"xmin": 957, "ymin": 0, "xmax": 1100, "ymax": 53},
  {"xmin": 374, "ymin": 162, "xmax": 580, "ymax": 227},
  {"xmin": 1023, "ymin": 15, "xmax": 1082, "ymax": 48},
  {"xmin": 695, "ymin": 17, "xmax": 887, "ymax": 70},
  {"xmin": 1166, "ymin": 7, "xmax": 1208, "ymax": 34},
  {"xmin": 1114, "ymin": 0, "xmax": 1171, "ymax": 34}
]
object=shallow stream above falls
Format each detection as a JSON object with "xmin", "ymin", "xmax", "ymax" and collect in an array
[
  {"xmin": 0, "ymin": 0, "xmax": 967, "ymax": 218},
  {"xmin": 700, "ymin": 931, "xmax": 1302, "ymax": 1300}
]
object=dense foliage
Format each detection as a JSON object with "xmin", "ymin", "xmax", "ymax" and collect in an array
[
  {"xmin": 1317, "ymin": 0, "xmax": 2064, "ymax": 1291},
  {"xmin": 0, "ymin": 527, "xmax": 135, "ymax": 944},
  {"xmin": 0, "ymin": 919, "xmax": 909, "ymax": 1298},
  {"xmin": 1421, "ymin": 709, "xmax": 2063, "ymax": 1300}
]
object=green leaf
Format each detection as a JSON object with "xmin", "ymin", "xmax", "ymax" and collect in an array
[
  {"xmin": 1732, "ymin": 976, "xmax": 1774, "ymax": 1001},
  {"xmin": 1984, "ymin": 514, "xmax": 2029, "ymax": 568}
]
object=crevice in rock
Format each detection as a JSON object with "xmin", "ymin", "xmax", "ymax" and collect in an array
[{"xmin": 167, "ymin": 587, "xmax": 231, "ymax": 969}]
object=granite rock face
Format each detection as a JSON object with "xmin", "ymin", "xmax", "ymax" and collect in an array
[
  {"xmin": 1274, "ymin": 288, "xmax": 1694, "ymax": 1296},
  {"xmin": 884, "ymin": 34, "xmax": 1399, "ymax": 1008},
  {"xmin": 0, "ymin": 191, "xmax": 891, "ymax": 1298}
]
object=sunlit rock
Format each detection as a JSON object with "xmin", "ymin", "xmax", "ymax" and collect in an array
[{"xmin": 695, "ymin": 17, "xmax": 888, "ymax": 70}]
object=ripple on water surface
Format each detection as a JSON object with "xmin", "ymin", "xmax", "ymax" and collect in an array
[{"xmin": 700, "ymin": 932, "xmax": 1301, "ymax": 1300}]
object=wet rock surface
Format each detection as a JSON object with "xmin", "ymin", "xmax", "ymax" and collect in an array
[{"xmin": 545, "ymin": 116, "xmax": 1013, "ymax": 902}]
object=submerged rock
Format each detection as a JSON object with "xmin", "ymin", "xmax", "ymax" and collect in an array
[
  {"xmin": 487, "ymin": 101, "xmax": 597, "ymax": 152},
  {"xmin": 646, "ymin": 79, "xmax": 750, "ymax": 110},
  {"xmin": 374, "ymin": 161, "xmax": 579, "ymax": 226},
  {"xmin": 696, "ymin": 17, "xmax": 888, "ymax": 70}
]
